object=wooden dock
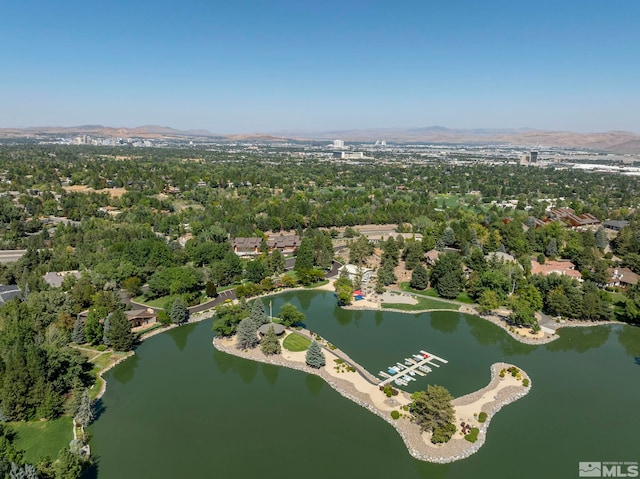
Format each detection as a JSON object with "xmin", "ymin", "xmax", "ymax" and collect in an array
[{"xmin": 378, "ymin": 350, "xmax": 448, "ymax": 386}]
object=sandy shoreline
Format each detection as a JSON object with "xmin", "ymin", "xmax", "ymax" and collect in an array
[{"xmin": 213, "ymin": 331, "xmax": 531, "ymax": 463}]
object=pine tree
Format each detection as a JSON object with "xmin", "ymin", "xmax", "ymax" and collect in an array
[
  {"xmin": 106, "ymin": 310, "xmax": 134, "ymax": 352},
  {"xmin": 170, "ymin": 298, "xmax": 188, "ymax": 324},
  {"xmin": 595, "ymin": 226, "xmax": 608, "ymax": 250},
  {"xmin": 53, "ymin": 448, "xmax": 82, "ymax": 479},
  {"xmin": 249, "ymin": 300, "xmax": 269, "ymax": 327},
  {"xmin": 74, "ymin": 389, "xmax": 93, "ymax": 427},
  {"xmin": 102, "ymin": 316, "xmax": 111, "ymax": 346},
  {"xmin": 294, "ymin": 238, "xmax": 314, "ymax": 271},
  {"xmin": 436, "ymin": 270, "xmax": 462, "ymax": 299},
  {"xmin": 260, "ymin": 325, "xmax": 281, "ymax": 356},
  {"xmin": 236, "ymin": 318, "xmax": 258, "ymax": 350},
  {"xmin": 9, "ymin": 463, "xmax": 39, "ymax": 479},
  {"xmin": 71, "ymin": 318, "xmax": 86, "ymax": 344},
  {"xmin": 410, "ymin": 264, "xmax": 428, "ymax": 290},
  {"xmin": 305, "ymin": 340, "xmax": 326, "ymax": 369}
]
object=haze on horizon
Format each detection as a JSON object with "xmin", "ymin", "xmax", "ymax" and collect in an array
[{"xmin": 1, "ymin": 0, "xmax": 639, "ymax": 134}]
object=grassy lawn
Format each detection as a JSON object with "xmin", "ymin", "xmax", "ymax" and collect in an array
[
  {"xmin": 303, "ymin": 279, "xmax": 329, "ymax": 289},
  {"xmin": 9, "ymin": 416, "xmax": 72, "ymax": 463},
  {"xmin": 132, "ymin": 294, "xmax": 178, "ymax": 309},
  {"xmin": 399, "ymin": 283, "xmax": 474, "ymax": 304},
  {"xmin": 283, "ymin": 332, "xmax": 312, "ymax": 352},
  {"xmin": 382, "ymin": 295, "xmax": 460, "ymax": 311}
]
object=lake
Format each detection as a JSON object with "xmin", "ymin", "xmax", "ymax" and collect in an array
[{"xmin": 88, "ymin": 290, "xmax": 640, "ymax": 478}]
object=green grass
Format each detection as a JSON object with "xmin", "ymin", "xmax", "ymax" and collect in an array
[
  {"xmin": 132, "ymin": 294, "xmax": 178, "ymax": 309},
  {"xmin": 303, "ymin": 279, "xmax": 329, "ymax": 289},
  {"xmin": 382, "ymin": 295, "xmax": 459, "ymax": 311},
  {"xmin": 399, "ymin": 283, "xmax": 474, "ymax": 304},
  {"xmin": 282, "ymin": 332, "xmax": 312, "ymax": 352},
  {"xmin": 9, "ymin": 416, "xmax": 72, "ymax": 463},
  {"xmin": 464, "ymin": 427, "xmax": 480, "ymax": 443}
]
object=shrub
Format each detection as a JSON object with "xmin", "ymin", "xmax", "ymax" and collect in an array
[
  {"xmin": 464, "ymin": 427, "xmax": 480, "ymax": 443},
  {"xmin": 522, "ymin": 378, "xmax": 530, "ymax": 387},
  {"xmin": 391, "ymin": 410, "xmax": 400, "ymax": 420},
  {"xmin": 499, "ymin": 371, "xmax": 505, "ymax": 378},
  {"xmin": 431, "ymin": 423, "xmax": 456, "ymax": 444},
  {"xmin": 478, "ymin": 412, "xmax": 487, "ymax": 423},
  {"xmin": 96, "ymin": 344, "xmax": 107, "ymax": 351}
]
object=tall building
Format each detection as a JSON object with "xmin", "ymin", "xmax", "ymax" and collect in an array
[
  {"xmin": 332, "ymin": 139, "xmax": 344, "ymax": 149},
  {"xmin": 520, "ymin": 151, "xmax": 539, "ymax": 165}
]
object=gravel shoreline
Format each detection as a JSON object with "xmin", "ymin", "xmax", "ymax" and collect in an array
[{"xmin": 213, "ymin": 337, "xmax": 531, "ymax": 463}]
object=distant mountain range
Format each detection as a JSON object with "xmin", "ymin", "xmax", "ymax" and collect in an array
[{"xmin": 1, "ymin": 124, "xmax": 639, "ymax": 153}]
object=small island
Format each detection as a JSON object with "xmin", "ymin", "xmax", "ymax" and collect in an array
[{"xmin": 213, "ymin": 304, "xmax": 531, "ymax": 463}]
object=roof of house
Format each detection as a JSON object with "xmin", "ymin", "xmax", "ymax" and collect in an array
[
  {"xmin": 232, "ymin": 237, "xmax": 262, "ymax": 251},
  {"xmin": 125, "ymin": 309, "xmax": 157, "ymax": 320},
  {"xmin": 604, "ymin": 219, "xmax": 629, "ymax": 229},
  {"xmin": 608, "ymin": 267, "xmax": 639, "ymax": 286},
  {"xmin": 0, "ymin": 285, "xmax": 22, "ymax": 304},
  {"xmin": 267, "ymin": 234, "xmax": 300, "ymax": 249},
  {"xmin": 258, "ymin": 323, "xmax": 285, "ymax": 335},
  {"xmin": 530, "ymin": 260, "xmax": 582, "ymax": 280},
  {"xmin": 43, "ymin": 270, "xmax": 82, "ymax": 288},
  {"xmin": 338, "ymin": 264, "xmax": 373, "ymax": 275}
]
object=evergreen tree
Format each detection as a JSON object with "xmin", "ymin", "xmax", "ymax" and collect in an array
[
  {"xmin": 441, "ymin": 227, "xmax": 455, "ymax": 247},
  {"xmin": 409, "ymin": 264, "xmax": 428, "ymax": 290},
  {"xmin": 595, "ymin": 226, "xmax": 608, "ymax": 250},
  {"xmin": 106, "ymin": 310, "xmax": 133, "ymax": 352},
  {"xmin": 260, "ymin": 325, "xmax": 281, "ymax": 356},
  {"xmin": 71, "ymin": 318, "xmax": 86, "ymax": 344},
  {"xmin": 409, "ymin": 385, "xmax": 455, "ymax": 444},
  {"xmin": 9, "ymin": 463, "xmax": 38, "ymax": 479},
  {"xmin": 249, "ymin": 300, "xmax": 269, "ymax": 326},
  {"xmin": 305, "ymin": 341, "xmax": 326, "ymax": 368},
  {"xmin": 545, "ymin": 238, "xmax": 558, "ymax": 258},
  {"xmin": 294, "ymin": 238, "xmax": 314, "ymax": 272},
  {"xmin": 205, "ymin": 281, "xmax": 218, "ymax": 298},
  {"xmin": 74, "ymin": 389, "xmax": 93, "ymax": 427},
  {"xmin": 53, "ymin": 448, "xmax": 82, "ymax": 479},
  {"xmin": 268, "ymin": 249, "xmax": 285, "ymax": 274},
  {"xmin": 235, "ymin": 318, "xmax": 258, "ymax": 350},
  {"xmin": 102, "ymin": 316, "xmax": 111, "ymax": 346},
  {"xmin": 170, "ymin": 298, "xmax": 188, "ymax": 324},
  {"xmin": 377, "ymin": 262, "xmax": 397, "ymax": 286},
  {"xmin": 436, "ymin": 270, "xmax": 462, "ymax": 299}
]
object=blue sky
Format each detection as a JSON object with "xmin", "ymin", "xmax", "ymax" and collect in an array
[{"xmin": 1, "ymin": 0, "xmax": 638, "ymax": 133}]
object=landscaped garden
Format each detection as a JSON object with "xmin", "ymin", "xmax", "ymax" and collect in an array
[{"xmin": 9, "ymin": 416, "xmax": 72, "ymax": 464}]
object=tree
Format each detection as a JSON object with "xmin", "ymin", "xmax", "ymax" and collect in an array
[
  {"xmin": 9, "ymin": 463, "xmax": 39, "ymax": 479},
  {"xmin": 249, "ymin": 300, "xmax": 269, "ymax": 326},
  {"xmin": 348, "ymin": 236, "xmax": 372, "ymax": 266},
  {"xmin": 235, "ymin": 317, "xmax": 258, "ymax": 350},
  {"xmin": 595, "ymin": 226, "xmax": 608, "ymax": 250},
  {"xmin": 245, "ymin": 259, "xmax": 267, "ymax": 283},
  {"xmin": 409, "ymin": 263, "xmax": 428, "ymax": 290},
  {"xmin": 71, "ymin": 318, "xmax": 86, "ymax": 344},
  {"xmin": 106, "ymin": 310, "xmax": 134, "ymax": 351},
  {"xmin": 170, "ymin": 298, "xmax": 188, "ymax": 324},
  {"xmin": 268, "ymin": 249, "xmax": 285, "ymax": 275},
  {"xmin": 409, "ymin": 385, "xmax": 455, "ymax": 444},
  {"xmin": 260, "ymin": 325, "xmax": 281, "ymax": 356},
  {"xmin": 377, "ymin": 262, "xmax": 397, "ymax": 286},
  {"xmin": 509, "ymin": 297, "xmax": 539, "ymax": 330},
  {"xmin": 441, "ymin": 227, "xmax": 455, "ymax": 247},
  {"xmin": 478, "ymin": 289, "xmax": 501, "ymax": 313},
  {"xmin": 102, "ymin": 316, "xmax": 111, "ymax": 346},
  {"xmin": 205, "ymin": 281, "xmax": 218, "ymax": 298},
  {"xmin": 294, "ymin": 238, "xmax": 314, "ymax": 272},
  {"xmin": 74, "ymin": 389, "xmax": 93, "ymax": 427},
  {"xmin": 278, "ymin": 303, "xmax": 305, "ymax": 327},
  {"xmin": 122, "ymin": 276, "xmax": 142, "ymax": 297},
  {"xmin": 84, "ymin": 308, "xmax": 105, "ymax": 345},
  {"xmin": 545, "ymin": 238, "xmax": 558, "ymax": 258},
  {"xmin": 436, "ymin": 270, "xmax": 462, "ymax": 299},
  {"xmin": 305, "ymin": 341, "xmax": 325, "ymax": 368},
  {"xmin": 53, "ymin": 448, "xmax": 83, "ymax": 479}
]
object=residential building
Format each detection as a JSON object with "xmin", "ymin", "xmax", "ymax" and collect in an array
[
  {"xmin": 530, "ymin": 260, "xmax": 582, "ymax": 281},
  {"xmin": 606, "ymin": 267, "xmax": 639, "ymax": 289},
  {"xmin": 0, "ymin": 285, "xmax": 22, "ymax": 305},
  {"xmin": 603, "ymin": 220, "xmax": 629, "ymax": 232},
  {"xmin": 337, "ymin": 264, "xmax": 374, "ymax": 284},
  {"xmin": 232, "ymin": 237, "xmax": 262, "ymax": 256},
  {"xmin": 43, "ymin": 270, "xmax": 82, "ymax": 288}
]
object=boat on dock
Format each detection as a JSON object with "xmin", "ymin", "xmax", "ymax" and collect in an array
[
  {"xmin": 395, "ymin": 363, "xmax": 406, "ymax": 370},
  {"xmin": 418, "ymin": 365, "xmax": 432, "ymax": 373},
  {"xmin": 395, "ymin": 379, "xmax": 408, "ymax": 386},
  {"xmin": 377, "ymin": 348, "xmax": 448, "ymax": 387},
  {"xmin": 379, "ymin": 371, "xmax": 391, "ymax": 379},
  {"xmin": 405, "ymin": 358, "xmax": 416, "ymax": 365},
  {"xmin": 403, "ymin": 375, "xmax": 415, "ymax": 382},
  {"xmin": 413, "ymin": 369, "xmax": 426, "ymax": 376}
]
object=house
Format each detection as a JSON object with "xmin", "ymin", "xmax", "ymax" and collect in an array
[
  {"xmin": 606, "ymin": 267, "xmax": 639, "ymax": 289},
  {"xmin": 267, "ymin": 234, "xmax": 301, "ymax": 254},
  {"xmin": 425, "ymin": 250, "xmax": 440, "ymax": 265},
  {"xmin": 338, "ymin": 264, "xmax": 374, "ymax": 284},
  {"xmin": 530, "ymin": 260, "xmax": 582, "ymax": 281},
  {"xmin": 232, "ymin": 237, "xmax": 262, "ymax": 256},
  {"xmin": 126, "ymin": 308, "xmax": 158, "ymax": 328},
  {"xmin": 0, "ymin": 285, "xmax": 22, "ymax": 305},
  {"xmin": 43, "ymin": 270, "xmax": 82, "ymax": 288},
  {"xmin": 603, "ymin": 220, "xmax": 629, "ymax": 232}
]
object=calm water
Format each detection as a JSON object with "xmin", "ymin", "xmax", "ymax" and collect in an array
[{"xmin": 89, "ymin": 291, "xmax": 640, "ymax": 479}]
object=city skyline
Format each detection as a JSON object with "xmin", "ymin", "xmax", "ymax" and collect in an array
[{"xmin": 2, "ymin": 0, "xmax": 639, "ymax": 133}]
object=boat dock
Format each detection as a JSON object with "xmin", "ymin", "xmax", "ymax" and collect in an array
[{"xmin": 378, "ymin": 350, "xmax": 448, "ymax": 387}]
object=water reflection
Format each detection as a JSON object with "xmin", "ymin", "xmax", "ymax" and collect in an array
[
  {"xmin": 335, "ymin": 306, "xmax": 353, "ymax": 327},
  {"xmin": 616, "ymin": 325, "xmax": 640, "ymax": 358},
  {"xmin": 111, "ymin": 354, "xmax": 139, "ymax": 384},
  {"xmin": 545, "ymin": 325, "xmax": 610, "ymax": 353},
  {"xmin": 431, "ymin": 313, "xmax": 460, "ymax": 334},
  {"xmin": 305, "ymin": 374, "xmax": 324, "ymax": 396},
  {"xmin": 237, "ymin": 357, "xmax": 258, "ymax": 384},
  {"xmin": 464, "ymin": 316, "xmax": 534, "ymax": 357},
  {"xmin": 167, "ymin": 324, "xmax": 195, "ymax": 351},
  {"xmin": 212, "ymin": 347, "xmax": 236, "ymax": 375},
  {"xmin": 261, "ymin": 363, "xmax": 280, "ymax": 385},
  {"xmin": 374, "ymin": 311, "xmax": 384, "ymax": 327}
]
